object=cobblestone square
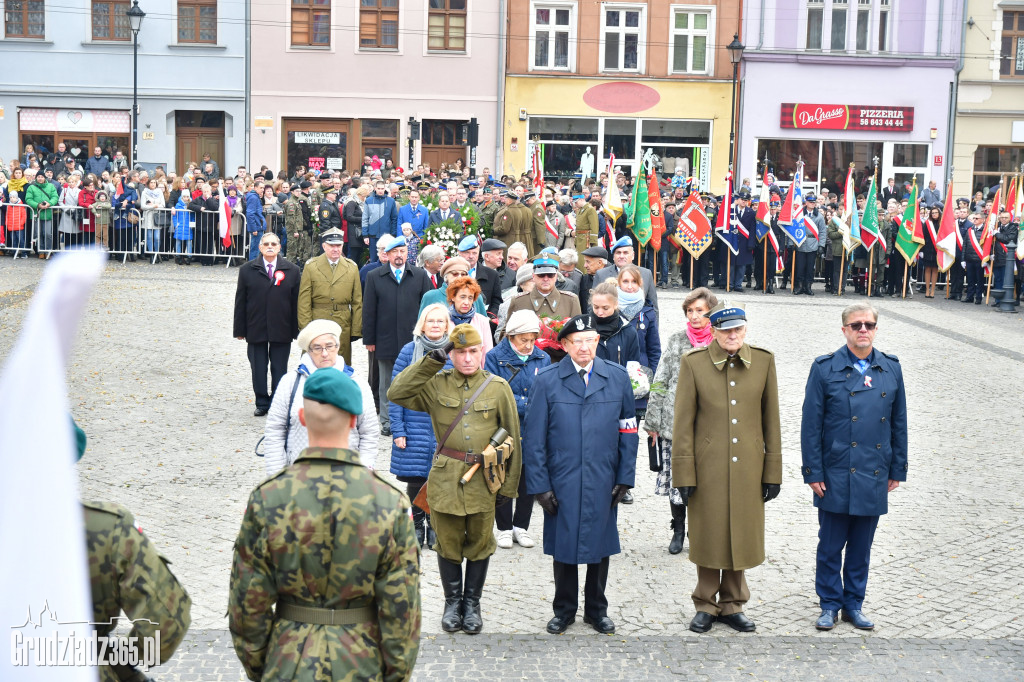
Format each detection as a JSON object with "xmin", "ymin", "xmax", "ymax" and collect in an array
[{"xmin": 1, "ymin": 259, "xmax": 1021, "ymax": 679}]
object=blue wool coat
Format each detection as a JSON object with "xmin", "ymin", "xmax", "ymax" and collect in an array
[
  {"xmin": 484, "ymin": 337, "xmax": 551, "ymax": 425},
  {"xmin": 523, "ymin": 356, "xmax": 638, "ymax": 565},
  {"xmin": 800, "ymin": 346, "xmax": 908, "ymax": 516},
  {"xmin": 388, "ymin": 340, "xmax": 452, "ymax": 479}
]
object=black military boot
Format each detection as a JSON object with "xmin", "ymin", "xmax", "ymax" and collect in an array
[
  {"xmin": 437, "ymin": 556, "xmax": 464, "ymax": 633},
  {"xmin": 412, "ymin": 508, "xmax": 426, "ymax": 548},
  {"xmin": 461, "ymin": 557, "xmax": 489, "ymax": 634},
  {"xmin": 425, "ymin": 515, "xmax": 437, "ymax": 550},
  {"xmin": 668, "ymin": 502, "xmax": 686, "ymax": 555}
]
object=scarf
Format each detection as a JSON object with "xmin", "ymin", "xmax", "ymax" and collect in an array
[
  {"xmin": 685, "ymin": 321, "xmax": 713, "ymax": 348},
  {"xmin": 593, "ymin": 312, "xmax": 623, "ymax": 340},
  {"xmin": 142, "ymin": 187, "xmax": 163, "ymax": 205},
  {"xmin": 412, "ymin": 333, "xmax": 451, "ymax": 362},
  {"xmin": 7, "ymin": 177, "xmax": 27, "ymax": 195},
  {"xmin": 617, "ymin": 287, "xmax": 645, "ymax": 322},
  {"xmin": 448, "ymin": 304, "xmax": 475, "ymax": 326}
]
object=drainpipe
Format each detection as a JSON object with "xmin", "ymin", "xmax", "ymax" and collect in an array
[
  {"xmin": 495, "ymin": 0, "xmax": 507, "ymax": 174},
  {"xmin": 945, "ymin": 0, "xmax": 967, "ymax": 185},
  {"xmin": 244, "ymin": 0, "xmax": 251, "ymax": 170}
]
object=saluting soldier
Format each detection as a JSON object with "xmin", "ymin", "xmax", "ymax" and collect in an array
[
  {"xmin": 505, "ymin": 255, "xmax": 581, "ymax": 324},
  {"xmin": 387, "ymin": 324, "xmax": 522, "ymax": 636},
  {"xmin": 76, "ymin": 422, "xmax": 192, "ymax": 682},
  {"xmin": 284, "ymin": 185, "xmax": 311, "ymax": 268},
  {"xmin": 297, "ymin": 227, "xmax": 363, "ymax": 365},
  {"xmin": 672, "ymin": 303, "xmax": 782, "ymax": 635},
  {"xmin": 229, "ymin": 369, "xmax": 420, "ymax": 681}
]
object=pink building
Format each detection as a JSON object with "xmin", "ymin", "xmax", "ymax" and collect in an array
[{"xmin": 249, "ymin": 1, "xmax": 501, "ymax": 176}]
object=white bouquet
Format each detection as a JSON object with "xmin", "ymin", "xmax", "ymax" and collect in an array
[{"xmin": 626, "ymin": 361, "xmax": 650, "ymax": 398}]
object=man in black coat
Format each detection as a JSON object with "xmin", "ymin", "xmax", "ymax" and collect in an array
[
  {"xmin": 362, "ymin": 235, "xmax": 434, "ymax": 435},
  {"xmin": 233, "ymin": 233, "xmax": 301, "ymax": 416},
  {"xmin": 879, "ymin": 179, "xmax": 901, "ymax": 207}
]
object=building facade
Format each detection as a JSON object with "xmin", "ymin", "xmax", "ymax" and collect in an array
[
  {"xmin": 739, "ymin": 0, "xmax": 962, "ymax": 197},
  {"xmin": 248, "ymin": 0, "xmax": 500, "ymax": 177},
  {"xmin": 953, "ymin": 0, "xmax": 1024, "ymax": 196},
  {"xmin": 503, "ymin": 0, "xmax": 739, "ymax": 190},
  {"xmin": 0, "ymin": 0, "xmax": 246, "ymax": 175}
]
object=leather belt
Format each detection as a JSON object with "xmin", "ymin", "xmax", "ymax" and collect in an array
[
  {"xmin": 439, "ymin": 447, "xmax": 482, "ymax": 464},
  {"xmin": 311, "ymin": 305, "xmax": 348, "ymax": 312},
  {"xmin": 275, "ymin": 600, "xmax": 375, "ymax": 626}
]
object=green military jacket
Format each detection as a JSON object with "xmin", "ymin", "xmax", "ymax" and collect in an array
[
  {"xmin": 284, "ymin": 197, "xmax": 304, "ymax": 233},
  {"xmin": 506, "ymin": 287, "xmax": 581, "ymax": 322},
  {"xmin": 529, "ymin": 201, "xmax": 548, "ymax": 253},
  {"xmin": 229, "ymin": 447, "xmax": 420, "ymax": 682},
  {"xmin": 297, "ymin": 253, "xmax": 363, "ymax": 364},
  {"xmin": 388, "ymin": 356, "xmax": 522, "ymax": 515},
  {"xmin": 574, "ymin": 203, "xmax": 600, "ymax": 267},
  {"xmin": 479, "ymin": 200, "xmax": 501, "ymax": 230},
  {"xmin": 83, "ymin": 501, "xmax": 192, "ymax": 682}
]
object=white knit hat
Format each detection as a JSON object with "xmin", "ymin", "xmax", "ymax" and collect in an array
[{"xmin": 296, "ymin": 319, "xmax": 342, "ymax": 353}]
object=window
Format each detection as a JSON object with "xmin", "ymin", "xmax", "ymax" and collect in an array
[
  {"xmin": 973, "ymin": 146, "xmax": 1024, "ymax": 194},
  {"xmin": 1001, "ymin": 11, "xmax": 1024, "ymax": 77},
  {"xmin": 830, "ymin": 0, "xmax": 847, "ymax": 51},
  {"xmin": 806, "ymin": 0, "xmax": 823, "ymax": 50},
  {"xmin": 877, "ymin": 0, "xmax": 889, "ymax": 51},
  {"xmin": 91, "ymin": 0, "xmax": 130, "ymax": 41},
  {"xmin": 601, "ymin": 5, "xmax": 644, "ymax": 72},
  {"xmin": 531, "ymin": 3, "xmax": 575, "ymax": 70},
  {"xmin": 428, "ymin": 0, "xmax": 465, "ymax": 51},
  {"xmin": 856, "ymin": 0, "xmax": 869, "ymax": 51},
  {"xmin": 360, "ymin": 0, "xmax": 398, "ymax": 50},
  {"xmin": 528, "ymin": 117, "xmax": 598, "ymax": 176},
  {"xmin": 5, "ymin": 0, "xmax": 44, "ymax": 39},
  {"xmin": 291, "ymin": 0, "xmax": 330, "ymax": 46},
  {"xmin": 178, "ymin": 0, "xmax": 216, "ymax": 43},
  {"xmin": 670, "ymin": 8, "xmax": 711, "ymax": 74}
]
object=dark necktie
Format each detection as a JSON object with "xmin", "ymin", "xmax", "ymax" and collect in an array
[
  {"xmin": 266, "ymin": 263, "xmax": 273, "ymax": 279},
  {"xmin": 579, "ymin": 368, "xmax": 587, "ymax": 386}
]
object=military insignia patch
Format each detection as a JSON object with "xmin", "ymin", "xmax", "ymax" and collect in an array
[
  {"xmin": 575, "ymin": 318, "xmax": 585, "ymax": 331},
  {"xmin": 458, "ymin": 332, "xmax": 466, "ymax": 345}
]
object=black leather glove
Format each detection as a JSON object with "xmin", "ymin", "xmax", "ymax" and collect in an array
[
  {"xmin": 536, "ymin": 490, "xmax": 558, "ymax": 516},
  {"xmin": 762, "ymin": 483, "xmax": 781, "ymax": 503},
  {"xmin": 610, "ymin": 484, "xmax": 631, "ymax": 507},
  {"xmin": 675, "ymin": 486, "xmax": 696, "ymax": 506},
  {"xmin": 495, "ymin": 493, "xmax": 512, "ymax": 507},
  {"xmin": 427, "ymin": 340, "xmax": 455, "ymax": 363}
]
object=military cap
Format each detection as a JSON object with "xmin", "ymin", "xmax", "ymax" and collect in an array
[
  {"xmin": 572, "ymin": 194, "xmax": 585, "ymax": 200},
  {"xmin": 323, "ymin": 186, "xmax": 338, "ymax": 196},
  {"xmin": 558, "ymin": 313, "xmax": 597, "ymax": 341},
  {"xmin": 450, "ymin": 323, "xmax": 483, "ymax": 349},
  {"xmin": 804, "ymin": 192, "xmax": 817, "ymax": 202},
  {"xmin": 581, "ymin": 246, "xmax": 609, "ymax": 260},
  {"xmin": 735, "ymin": 188, "xmax": 752, "ymax": 200},
  {"xmin": 385, "ymin": 235, "xmax": 407, "ymax": 251},
  {"xmin": 320, "ymin": 227, "xmax": 344, "ymax": 244},
  {"xmin": 290, "ymin": 184, "xmax": 302, "ymax": 192},
  {"xmin": 297, "ymin": 319, "xmax": 342, "ymax": 353},
  {"xmin": 505, "ymin": 309, "xmax": 541, "ymax": 336},
  {"xmin": 532, "ymin": 256, "xmax": 559, "ymax": 274},
  {"xmin": 611, "ymin": 236, "xmax": 633, "ymax": 252},
  {"xmin": 303, "ymin": 367, "xmax": 363, "ymax": 416},
  {"xmin": 481, "ymin": 238, "xmax": 506, "ymax": 252},
  {"xmin": 457, "ymin": 235, "xmax": 479, "ymax": 252},
  {"xmin": 539, "ymin": 246, "xmax": 558, "ymax": 256},
  {"xmin": 299, "ymin": 181, "xmax": 313, "ymax": 190},
  {"xmin": 522, "ymin": 191, "xmax": 537, "ymax": 201},
  {"xmin": 706, "ymin": 302, "xmax": 747, "ymax": 330}
]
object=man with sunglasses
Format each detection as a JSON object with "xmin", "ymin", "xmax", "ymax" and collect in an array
[
  {"xmin": 801, "ymin": 303, "xmax": 908, "ymax": 632},
  {"xmin": 505, "ymin": 255, "xmax": 581, "ymax": 323}
]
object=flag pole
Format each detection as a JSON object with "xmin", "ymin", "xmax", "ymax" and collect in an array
[
  {"xmin": 762, "ymin": 241, "xmax": 768, "ymax": 293},
  {"xmin": 653, "ymin": 245, "xmax": 658, "ymax": 282},
  {"xmin": 791, "ymin": 250, "xmax": 797, "ymax": 290},
  {"xmin": 902, "ymin": 261, "xmax": 908, "ymax": 299},
  {"xmin": 726, "ymin": 251, "xmax": 731, "ymax": 292},
  {"xmin": 867, "ymin": 245, "xmax": 874, "ymax": 296},
  {"xmin": 689, "ymin": 255, "xmax": 694, "ymax": 289},
  {"xmin": 985, "ymin": 268, "xmax": 993, "ymax": 304},
  {"xmin": 838, "ymin": 246, "xmax": 846, "ymax": 296}
]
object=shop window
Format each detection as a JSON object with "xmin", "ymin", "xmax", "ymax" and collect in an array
[
  {"xmin": 292, "ymin": 0, "xmax": 330, "ymax": 47},
  {"xmin": 604, "ymin": 119, "xmax": 637, "ymax": 160},
  {"xmin": 528, "ymin": 117, "xmax": 598, "ymax": 142},
  {"xmin": 428, "ymin": 0, "xmax": 465, "ymax": 51},
  {"xmin": 671, "ymin": 9, "xmax": 712, "ymax": 74},
  {"xmin": 531, "ymin": 2, "xmax": 575, "ymax": 71},
  {"xmin": 1001, "ymin": 11, "xmax": 1024, "ymax": 78},
  {"xmin": 286, "ymin": 127, "xmax": 348, "ymax": 177},
  {"xmin": 601, "ymin": 5, "xmax": 645, "ymax": 73},
  {"xmin": 973, "ymin": 146, "xmax": 1024, "ymax": 193},
  {"xmin": 806, "ymin": 0, "xmax": 823, "ymax": 50},
  {"xmin": 360, "ymin": 0, "xmax": 399, "ymax": 50},
  {"xmin": 757, "ymin": 139, "xmax": 821, "ymax": 184},
  {"xmin": 178, "ymin": 0, "xmax": 216, "ymax": 44},
  {"xmin": 92, "ymin": 0, "xmax": 130, "ymax": 41},
  {"xmin": 641, "ymin": 120, "xmax": 711, "ymax": 179},
  {"xmin": 892, "ymin": 143, "xmax": 928, "ymax": 168},
  {"xmin": 5, "ymin": 0, "xmax": 45, "ymax": 39},
  {"xmin": 818, "ymin": 141, "xmax": 883, "ymax": 196},
  {"xmin": 831, "ymin": 0, "xmax": 847, "ymax": 51}
]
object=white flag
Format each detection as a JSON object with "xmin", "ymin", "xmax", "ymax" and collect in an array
[{"xmin": 0, "ymin": 250, "xmax": 106, "ymax": 681}]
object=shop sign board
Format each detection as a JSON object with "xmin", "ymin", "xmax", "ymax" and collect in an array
[
  {"xmin": 780, "ymin": 103, "xmax": 914, "ymax": 132},
  {"xmin": 294, "ymin": 132, "xmax": 341, "ymax": 145}
]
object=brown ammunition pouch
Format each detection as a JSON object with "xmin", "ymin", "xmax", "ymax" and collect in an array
[{"xmin": 481, "ymin": 436, "xmax": 514, "ymax": 494}]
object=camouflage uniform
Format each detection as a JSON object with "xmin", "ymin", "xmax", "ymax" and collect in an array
[
  {"xmin": 84, "ymin": 501, "xmax": 192, "ymax": 682},
  {"xmin": 229, "ymin": 447, "xmax": 420, "ymax": 682},
  {"xmin": 479, "ymin": 200, "xmax": 501, "ymax": 232},
  {"xmin": 285, "ymin": 196, "xmax": 311, "ymax": 267}
]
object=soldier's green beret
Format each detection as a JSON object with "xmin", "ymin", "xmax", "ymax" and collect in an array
[
  {"xmin": 303, "ymin": 368, "xmax": 363, "ymax": 416},
  {"xmin": 450, "ymin": 323, "xmax": 482, "ymax": 349}
]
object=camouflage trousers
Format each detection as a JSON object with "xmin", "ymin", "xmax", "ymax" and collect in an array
[
  {"xmin": 290, "ymin": 231, "xmax": 313, "ymax": 268},
  {"xmin": 431, "ymin": 509, "xmax": 497, "ymax": 562}
]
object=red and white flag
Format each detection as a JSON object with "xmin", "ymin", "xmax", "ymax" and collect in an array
[
  {"xmin": 218, "ymin": 181, "xmax": 233, "ymax": 248},
  {"xmin": 934, "ymin": 182, "xmax": 957, "ymax": 273}
]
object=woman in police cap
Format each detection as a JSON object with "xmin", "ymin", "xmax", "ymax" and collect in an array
[{"xmin": 671, "ymin": 302, "xmax": 782, "ymax": 634}]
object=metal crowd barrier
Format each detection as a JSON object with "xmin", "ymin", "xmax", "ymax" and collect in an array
[{"xmin": 0, "ymin": 202, "xmax": 34, "ymax": 258}]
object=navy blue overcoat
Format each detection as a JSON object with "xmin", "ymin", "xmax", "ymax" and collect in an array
[
  {"xmin": 523, "ymin": 356, "xmax": 638, "ymax": 564},
  {"xmin": 800, "ymin": 346, "xmax": 908, "ymax": 516}
]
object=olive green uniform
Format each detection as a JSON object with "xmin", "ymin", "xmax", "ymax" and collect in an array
[
  {"xmin": 574, "ymin": 203, "xmax": 601, "ymax": 269},
  {"xmin": 297, "ymin": 253, "xmax": 363, "ymax": 364},
  {"xmin": 229, "ymin": 447, "xmax": 420, "ymax": 681},
  {"xmin": 285, "ymin": 197, "xmax": 311, "ymax": 267},
  {"xmin": 506, "ymin": 288, "xmax": 582, "ymax": 323},
  {"xmin": 479, "ymin": 200, "xmax": 501, "ymax": 231},
  {"xmin": 528, "ymin": 200, "xmax": 548, "ymax": 254},
  {"xmin": 84, "ymin": 501, "xmax": 192, "ymax": 682},
  {"xmin": 387, "ymin": 355, "xmax": 522, "ymax": 562}
]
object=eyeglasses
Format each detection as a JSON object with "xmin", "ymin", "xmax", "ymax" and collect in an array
[
  {"xmin": 536, "ymin": 273, "xmax": 556, "ymax": 279},
  {"xmin": 447, "ymin": 271, "xmax": 468, "ymax": 278},
  {"xmin": 845, "ymin": 321, "xmax": 877, "ymax": 331},
  {"xmin": 310, "ymin": 343, "xmax": 339, "ymax": 354}
]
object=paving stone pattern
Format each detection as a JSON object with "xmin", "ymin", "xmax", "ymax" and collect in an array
[{"xmin": 1, "ymin": 259, "xmax": 1021, "ymax": 679}]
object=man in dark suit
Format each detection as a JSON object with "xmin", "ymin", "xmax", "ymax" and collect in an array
[
  {"xmin": 879, "ymin": 178, "xmax": 901, "ymax": 207},
  {"xmin": 428, "ymin": 192, "xmax": 461, "ymax": 226},
  {"xmin": 362, "ymin": 235, "xmax": 434, "ymax": 435},
  {"xmin": 233, "ymin": 232, "xmax": 301, "ymax": 416},
  {"xmin": 457, "ymin": 236, "xmax": 503, "ymax": 318}
]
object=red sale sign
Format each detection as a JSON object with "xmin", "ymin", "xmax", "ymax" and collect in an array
[{"xmin": 780, "ymin": 104, "xmax": 914, "ymax": 132}]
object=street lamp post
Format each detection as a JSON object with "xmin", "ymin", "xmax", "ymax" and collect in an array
[
  {"xmin": 727, "ymin": 34, "xmax": 745, "ymax": 174},
  {"xmin": 127, "ymin": 0, "xmax": 145, "ymax": 166}
]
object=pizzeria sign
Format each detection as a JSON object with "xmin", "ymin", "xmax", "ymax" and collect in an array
[{"xmin": 780, "ymin": 103, "xmax": 914, "ymax": 132}]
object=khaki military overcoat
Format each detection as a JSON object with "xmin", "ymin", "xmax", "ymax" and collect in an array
[{"xmin": 297, "ymin": 253, "xmax": 363, "ymax": 364}]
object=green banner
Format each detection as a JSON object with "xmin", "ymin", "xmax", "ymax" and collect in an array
[
  {"xmin": 629, "ymin": 170, "xmax": 652, "ymax": 247},
  {"xmin": 895, "ymin": 183, "xmax": 923, "ymax": 265}
]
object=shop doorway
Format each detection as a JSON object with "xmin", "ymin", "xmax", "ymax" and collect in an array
[
  {"xmin": 421, "ymin": 119, "xmax": 468, "ymax": 171},
  {"xmin": 175, "ymin": 111, "xmax": 225, "ymax": 177}
]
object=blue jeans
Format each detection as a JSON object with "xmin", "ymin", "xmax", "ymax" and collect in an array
[
  {"xmin": 368, "ymin": 235, "xmax": 379, "ymax": 262},
  {"xmin": 145, "ymin": 229, "xmax": 161, "ymax": 253},
  {"xmin": 7, "ymin": 229, "xmax": 27, "ymax": 252},
  {"xmin": 248, "ymin": 230, "xmax": 263, "ymax": 260},
  {"xmin": 175, "ymin": 238, "xmax": 193, "ymax": 256}
]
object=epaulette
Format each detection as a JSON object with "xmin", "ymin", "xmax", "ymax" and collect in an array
[
  {"xmin": 880, "ymin": 351, "xmax": 900, "ymax": 363},
  {"xmin": 747, "ymin": 343, "xmax": 774, "ymax": 356},
  {"xmin": 813, "ymin": 352, "xmax": 835, "ymax": 364},
  {"xmin": 513, "ymin": 291, "xmax": 531, "ymax": 298},
  {"xmin": 684, "ymin": 346, "xmax": 709, "ymax": 355},
  {"xmin": 560, "ymin": 290, "xmax": 580, "ymax": 299}
]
